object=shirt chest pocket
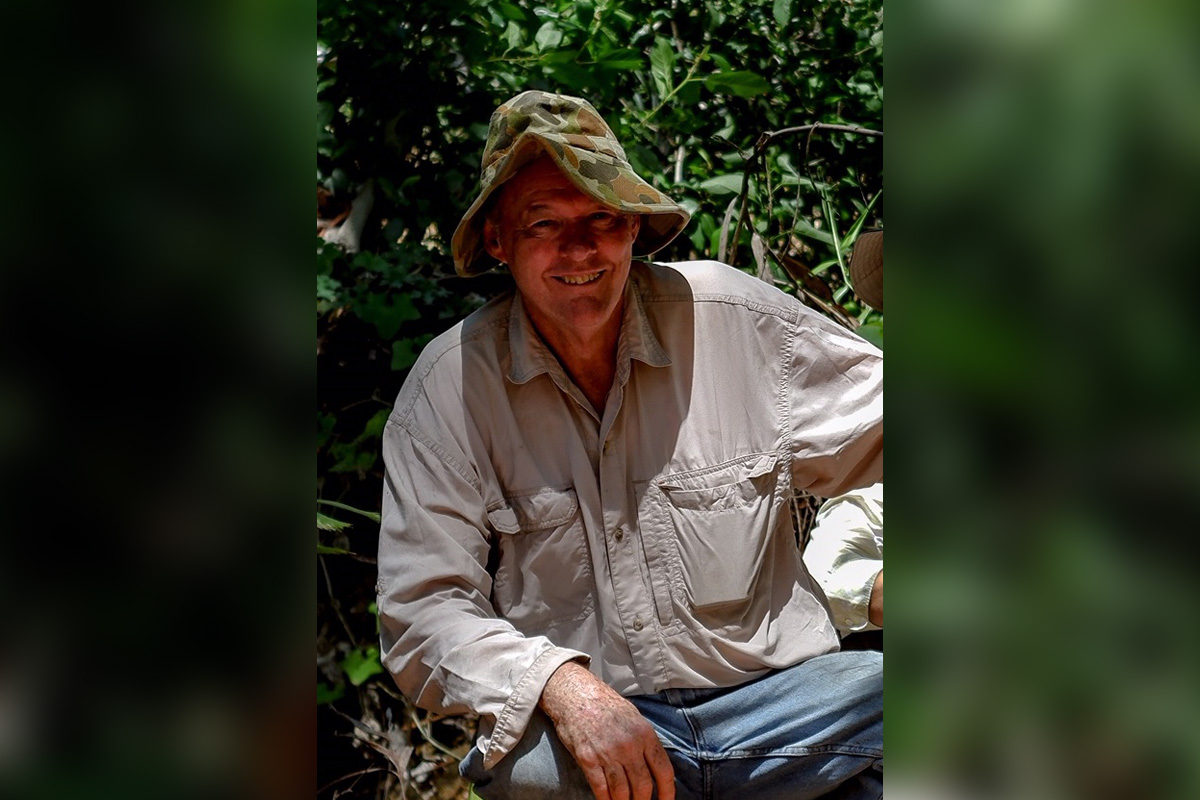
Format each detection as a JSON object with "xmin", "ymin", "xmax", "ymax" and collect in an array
[
  {"xmin": 486, "ymin": 487, "xmax": 594, "ymax": 631},
  {"xmin": 646, "ymin": 453, "xmax": 781, "ymax": 614}
]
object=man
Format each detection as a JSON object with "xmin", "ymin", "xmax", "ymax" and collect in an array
[{"xmin": 377, "ymin": 91, "xmax": 883, "ymax": 800}]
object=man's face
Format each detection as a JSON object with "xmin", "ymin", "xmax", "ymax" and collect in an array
[{"xmin": 484, "ymin": 156, "xmax": 641, "ymax": 348}]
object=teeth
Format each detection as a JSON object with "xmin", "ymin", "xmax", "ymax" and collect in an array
[{"xmin": 558, "ymin": 272, "xmax": 602, "ymax": 285}]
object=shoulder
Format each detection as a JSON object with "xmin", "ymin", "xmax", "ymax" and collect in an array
[
  {"xmin": 391, "ymin": 291, "xmax": 514, "ymax": 424},
  {"xmin": 634, "ymin": 259, "xmax": 799, "ymax": 320}
]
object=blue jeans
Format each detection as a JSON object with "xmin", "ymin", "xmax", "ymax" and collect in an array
[{"xmin": 461, "ymin": 650, "xmax": 882, "ymax": 799}]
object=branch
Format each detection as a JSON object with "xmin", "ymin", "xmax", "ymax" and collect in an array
[
  {"xmin": 754, "ymin": 123, "xmax": 883, "ymax": 151},
  {"xmin": 727, "ymin": 122, "xmax": 881, "ymax": 267}
]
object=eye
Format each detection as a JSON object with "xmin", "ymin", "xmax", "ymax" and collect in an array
[{"xmin": 526, "ymin": 219, "xmax": 560, "ymax": 237}]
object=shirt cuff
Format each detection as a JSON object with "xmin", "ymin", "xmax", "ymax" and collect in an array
[
  {"xmin": 479, "ymin": 646, "xmax": 590, "ymax": 769},
  {"xmin": 829, "ymin": 561, "xmax": 883, "ymax": 635}
]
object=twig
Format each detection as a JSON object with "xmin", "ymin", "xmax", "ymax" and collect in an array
[
  {"xmin": 318, "ymin": 767, "xmax": 389, "ymax": 796},
  {"xmin": 728, "ymin": 122, "xmax": 881, "ymax": 270},
  {"xmin": 409, "ymin": 708, "xmax": 472, "ymax": 761},
  {"xmin": 320, "ymin": 555, "xmax": 360, "ymax": 650},
  {"xmin": 754, "ymin": 123, "xmax": 882, "ymax": 150}
]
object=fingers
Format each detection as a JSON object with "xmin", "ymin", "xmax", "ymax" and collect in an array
[
  {"xmin": 645, "ymin": 742, "xmax": 675, "ymax": 800},
  {"xmin": 580, "ymin": 761, "xmax": 611, "ymax": 800},
  {"xmin": 605, "ymin": 761, "xmax": 631, "ymax": 800}
]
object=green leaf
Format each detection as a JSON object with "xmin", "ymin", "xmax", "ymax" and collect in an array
[
  {"xmin": 597, "ymin": 48, "xmax": 643, "ymax": 70},
  {"xmin": 704, "ymin": 70, "xmax": 770, "ymax": 98},
  {"xmin": 793, "ymin": 218, "xmax": 835, "ymax": 246},
  {"xmin": 363, "ymin": 408, "xmax": 389, "ymax": 439},
  {"xmin": 317, "ymin": 681, "xmax": 345, "ymax": 705},
  {"xmin": 317, "ymin": 542, "xmax": 353, "ymax": 555},
  {"xmin": 342, "ymin": 646, "xmax": 384, "ymax": 686},
  {"xmin": 317, "ymin": 499, "xmax": 382, "ymax": 523},
  {"xmin": 857, "ymin": 320, "xmax": 883, "ymax": 350},
  {"xmin": 317, "ymin": 274, "xmax": 341, "ymax": 305},
  {"xmin": 317, "ymin": 412, "xmax": 336, "ymax": 450},
  {"xmin": 391, "ymin": 335, "xmax": 428, "ymax": 371},
  {"xmin": 358, "ymin": 292, "xmax": 420, "ymax": 340},
  {"xmin": 317, "ymin": 512, "xmax": 351, "ymax": 532},
  {"xmin": 772, "ymin": 0, "xmax": 793, "ymax": 27},
  {"xmin": 495, "ymin": 2, "xmax": 526, "ymax": 22},
  {"xmin": 504, "ymin": 20, "xmax": 523, "ymax": 51},
  {"xmin": 698, "ymin": 173, "xmax": 745, "ymax": 195},
  {"xmin": 534, "ymin": 21, "xmax": 563, "ymax": 51},
  {"xmin": 649, "ymin": 37, "xmax": 675, "ymax": 98}
]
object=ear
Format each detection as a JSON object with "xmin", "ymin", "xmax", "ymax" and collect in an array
[
  {"xmin": 627, "ymin": 214, "xmax": 642, "ymax": 241},
  {"xmin": 483, "ymin": 217, "xmax": 507, "ymax": 264}
]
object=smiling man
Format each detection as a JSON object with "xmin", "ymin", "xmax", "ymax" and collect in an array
[{"xmin": 377, "ymin": 91, "xmax": 884, "ymax": 800}]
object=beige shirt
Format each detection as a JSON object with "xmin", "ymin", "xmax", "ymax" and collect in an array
[
  {"xmin": 803, "ymin": 483, "xmax": 885, "ymax": 635},
  {"xmin": 377, "ymin": 260, "xmax": 883, "ymax": 768}
]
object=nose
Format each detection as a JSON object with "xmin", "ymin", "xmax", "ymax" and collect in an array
[{"xmin": 557, "ymin": 219, "xmax": 599, "ymax": 261}]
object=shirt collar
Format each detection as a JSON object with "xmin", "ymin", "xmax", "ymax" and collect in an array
[{"xmin": 506, "ymin": 263, "xmax": 671, "ymax": 386}]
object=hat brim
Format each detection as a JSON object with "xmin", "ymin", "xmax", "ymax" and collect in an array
[
  {"xmin": 451, "ymin": 135, "xmax": 690, "ymax": 277},
  {"xmin": 848, "ymin": 230, "xmax": 883, "ymax": 312}
]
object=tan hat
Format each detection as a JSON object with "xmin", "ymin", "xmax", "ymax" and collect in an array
[
  {"xmin": 451, "ymin": 90, "xmax": 691, "ymax": 277},
  {"xmin": 848, "ymin": 230, "xmax": 883, "ymax": 311}
]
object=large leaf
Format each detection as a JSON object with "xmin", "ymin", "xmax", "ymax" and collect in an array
[
  {"xmin": 534, "ymin": 21, "xmax": 563, "ymax": 51},
  {"xmin": 318, "ymin": 499, "xmax": 382, "ymax": 523},
  {"xmin": 699, "ymin": 173, "xmax": 746, "ymax": 195},
  {"xmin": 649, "ymin": 37, "xmax": 675, "ymax": 98},
  {"xmin": 358, "ymin": 292, "xmax": 420, "ymax": 340},
  {"xmin": 792, "ymin": 218, "xmax": 835, "ymax": 246},
  {"xmin": 597, "ymin": 48, "xmax": 643, "ymax": 70},
  {"xmin": 317, "ymin": 512, "xmax": 351, "ymax": 532},
  {"xmin": 704, "ymin": 70, "xmax": 770, "ymax": 98},
  {"xmin": 772, "ymin": 0, "xmax": 793, "ymax": 27},
  {"xmin": 857, "ymin": 320, "xmax": 883, "ymax": 350}
]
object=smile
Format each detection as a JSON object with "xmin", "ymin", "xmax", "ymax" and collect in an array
[{"xmin": 555, "ymin": 271, "xmax": 603, "ymax": 285}]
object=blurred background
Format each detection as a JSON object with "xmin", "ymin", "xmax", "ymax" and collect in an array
[{"xmin": 890, "ymin": 1, "xmax": 1200, "ymax": 798}]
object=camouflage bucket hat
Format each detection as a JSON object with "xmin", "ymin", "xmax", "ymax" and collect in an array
[{"xmin": 451, "ymin": 90, "xmax": 691, "ymax": 277}]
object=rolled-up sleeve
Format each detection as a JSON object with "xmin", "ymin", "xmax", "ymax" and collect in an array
[
  {"xmin": 803, "ymin": 484, "xmax": 884, "ymax": 635},
  {"xmin": 376, "ymin": 417, "xmax": 588, "ymax": 768},
  {"xmin": 787, "ymin": 304, "xmax": 883, "ymax": 497}
]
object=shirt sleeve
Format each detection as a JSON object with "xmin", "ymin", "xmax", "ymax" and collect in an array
[
  {"xmin": 802, "ymin": 484, "xmax": 884, "ymax": 635},
  {"xmin": 787, "ymin": 302, "xmax": 883, "ymax": 497},
  {"xmin": 376, "ymin": 416, "xmax": 589, "ymax": 769}
]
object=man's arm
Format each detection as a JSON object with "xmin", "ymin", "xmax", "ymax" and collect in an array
[
  {"xmin": 787, "ymin": 303, "xmax": 883, "ymax": 497},
  {"xmin": 377, "ymin": 418, "xmax": 588, "ymax": 768},
  {"xmin": 803, "ymin": 484, "xmax": 884, "ymax": 634},
  {"xmin": 539, "ymin": 661, "xmax": 675, "ymax": 800}
]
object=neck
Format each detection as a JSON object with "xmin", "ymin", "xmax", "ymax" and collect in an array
[
  {"xmin": 533, "ymin": 315, "xmax": 622, "ymax": 416},
  {"xmin": 544, "ymin": 323, "xmax": 619, "ymax": 417}
]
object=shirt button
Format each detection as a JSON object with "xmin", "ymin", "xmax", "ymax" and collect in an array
[
  {"xmin": 633, "ymin": 617, "xmax": 644, "ymax": 631},
  {"xmin": 614, "ymin": 527, "xmax": 625, "ymax": 542}
]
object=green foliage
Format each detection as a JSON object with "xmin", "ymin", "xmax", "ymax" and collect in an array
[{"xmin": 341, "ymin": 645, "xmax": 386, "ymax": 686}]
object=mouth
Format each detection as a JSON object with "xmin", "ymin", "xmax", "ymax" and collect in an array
[{"xmin": 554, "ymin": 271, "xmax": 604, "ymax": 286}]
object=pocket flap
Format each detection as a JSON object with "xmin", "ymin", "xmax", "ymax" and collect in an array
[
  {"xmin": 657, "ymin": 454, "xmax": 778, "ymax": 511},
  {"xmin": 658, "ymin": 453, "xmax": 778, "ymax": 492},
  {"xmin": 491, "ymin": 488, "xmax": 579, "ymax": 532},
  {"xmin": 486, "ymin": 506, "xmax": 521, "ymax": 534}
]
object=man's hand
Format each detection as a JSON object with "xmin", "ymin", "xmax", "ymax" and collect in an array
[
  {"xmin": 539, "ymin": 661, "xmax": 675, "ymax": 800},
  {"xmin": 868, "ymin": 569, "xmax": 883, "ymax": 628}
]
